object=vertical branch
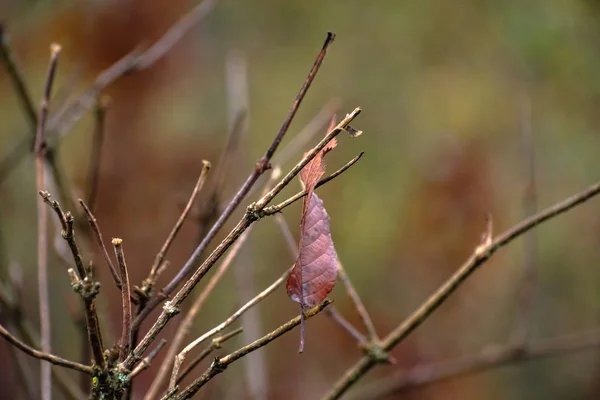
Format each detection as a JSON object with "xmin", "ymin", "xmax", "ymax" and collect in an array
[
  {"xmin": 113, "ymin": 239, "xmax": 132, "ymax": 361},
  {"xmin": 511, "ymin": 93, "xmax": 538, "ymax": 347},
  {"xmin": 226, "ymin": 48, "xmax": 268, "ymax": 398},
  {"xmin": 87, "ymin": 96, "xmax": 109, "ymax": 212},
  {"xmin": 35, "ymin": 43, "xmax": 61, "ymax": 400}
]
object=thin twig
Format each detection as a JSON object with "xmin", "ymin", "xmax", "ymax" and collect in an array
[
  {"xmin": 263, "ymin": 152, "xmax": 364, "ymax": 215},
  {"xmin": 168, "ymin": 265, "xmax": 293, "ymax": 392},
  {"xmin": 86, "ymin": 96, "xmax": 109, "ymax": 212},
  {"xmin": 169, "ymin": 300, "xmax": 332, "ymax": 400},
  {"xmin": 145, "ymin": 227, "xmax": 251, "ymax": 400},
  {"xmin": 511, "ymin": 93, "xmax": 538, "ymax": 347},
  {"xmin": 149, "ymin": 160, "xmax": 211, "ymax": 282},
  {"xmin": 40, "ymin": 192, "xmax": 106, "ymax": 370},
  {"xmin": 129, "ymin": 339, "xmax": 168, "ymax": 379},
  {"xmin": 123, "ymin": 107, "xmax": 361, "ymax": 371},
  {"xmin": 78, "ymin": 198, "xmax": 121, "ymax": 289},
  {"xmin": 336, "ymin": 264, "xmax": 379, "ymax": 341},
  {"xmin": 35, "ymin": 43, "xmax": 61, "ymax": 400},
  {"xmin": 132, "ymin": 32, "xmax": 338, "ymax": 332},
  {"xmin": 352, "ymin": 329, "xmax": 600, "ymax": 399},
  {"xmin": 272, "ymin": 98, "xmax": 342, "ymax": 168},
  {"xmin": 325, "ymin": 307, "xmax": 367, "ymax": 346},
  {"xmin": 176, "ymin": 328, "xmax": 244, "ymax": 386},
  {"xmin": 113, "ymin": 238, "xmax": 132, "ymax": 361},
  {"xmin": 0, "ymin": 323, "xmax": 92, "ymax": 373},
  {"xmin": 322, "ymin": 178, "xmax": 600, "ymax": 400}
]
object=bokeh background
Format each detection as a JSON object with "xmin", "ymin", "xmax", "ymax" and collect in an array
[{"xmin": 2, "ymin": 0, "xmax": 600, "ymax": 399}]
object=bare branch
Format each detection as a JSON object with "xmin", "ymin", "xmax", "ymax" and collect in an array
[
  {"xmin": 86, "ymin": 96, "xmax": 109, "ymax": 212},
  {"xmin": 113, "ymin": 238, "xmax": 132, "ymax": 361},
  {"xmin": 325, "ymin": 307, "xmax": 367, "ymax": 345},
  {"xmin": 322, "ymin": 178, "xmax": 600, "ymax": 400},
  {"xmin": 41, "ymin": 192, "xmax": 105, "ymax": 370},
  {"xmin": 129, "ymin": 339, "xmax": 168, "ymax": 379},
  {"xmin": 170, "ymin": 300, "xmax": 332, "ymax": 400},
  {"xmin": 511, "ymin": 93, "xmax": 538, "ymax": 347},
  {"xmin": 35, "ymin": 43, "xmax": 61, "ymax": 400},
  {"xmin": 149, "ymin": 160, "xmax": 211, "ymax": 283},
  {"xmin": 263, "ymin": 151, "xmax": 364, "ymax": 215},
  {"xmin": 175, "ymin": 328, "xmax": 244, "ymax": 387},
  {"xmin": 0, "ymin": 322, "xmax": 92, "ymax": 374},
  {"xmin": 78, "ymin": 198, "xmax": 121, "ymax": 289}
]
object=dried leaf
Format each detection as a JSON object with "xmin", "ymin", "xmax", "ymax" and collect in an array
[
  {"xmin": 286, "ymin": 193, "xmax": 338, "ymax": 307},
  {"xmin": 287, "ymin": 115, "xmax": 339, "ymax": 352}
]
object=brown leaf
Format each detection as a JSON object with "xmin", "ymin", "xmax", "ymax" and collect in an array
[
  {"xmin": 287, "ymin": 115, "xmax": 339, "ymax": 352},
  {"xmin": 286, "ymin": 193, "xmax": 338, "ymax": 307}
]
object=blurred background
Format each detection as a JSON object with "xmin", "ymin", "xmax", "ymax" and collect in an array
[{"xmin": 2, "ymin": 0, "xmax": 600, "ymax": 399}]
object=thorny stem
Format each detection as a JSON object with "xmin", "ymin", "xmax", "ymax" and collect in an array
[
  {"xmin": 169, "ymin": 300, "xmax": 332, "ymax": 400},
  {"xmin": 0, "ymin": 323, "xmax": 92, "ymax": 374},
  {"xmin": 322, "ymin": 179, "xmax": 600, "ymax": 400},
  {"xmin": 35, "ymin": 43, "xmax": 61, "ymax": 400},
  {"xmin": 123, "ymin": 108, "xmax": 361, "ymax": 372}
]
